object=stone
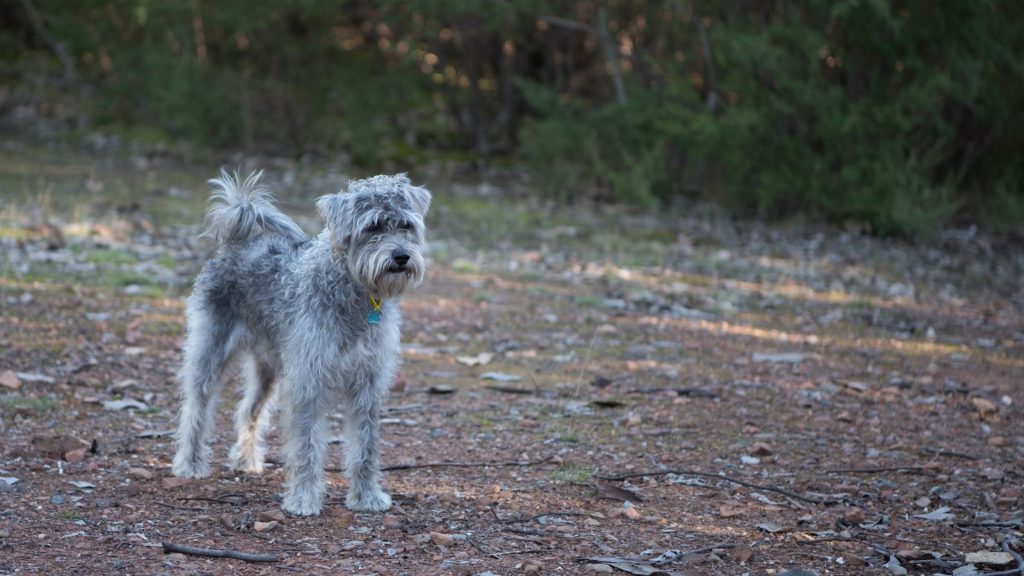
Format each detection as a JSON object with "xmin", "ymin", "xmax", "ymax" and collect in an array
[{"xmin": 964, "ymin": 551, "xmax": 1014, "ymax": 566}]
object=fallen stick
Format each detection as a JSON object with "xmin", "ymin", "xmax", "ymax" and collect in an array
[
  {"xmin": 825, "ymin": 466, "xmax": 933, "ymax": 474},
  {"xmin": 596, "ymin": 469, "xmax": 838, "ymax": 505},
  {"xmin": 380, "ymin": 454, "xmax": 553, "ymax": 472},
  {"xmin": 161, "ymin": 541, "xmax": 278, "ymax": 562},
  {"xmin": 500, "ymin": 511, "xmax": 590, "ymax": 524}
]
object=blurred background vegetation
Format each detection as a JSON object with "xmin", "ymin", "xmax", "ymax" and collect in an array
[{"xmin": 2, "ymin": 0, "xmax": 1023, "ymax": 236}]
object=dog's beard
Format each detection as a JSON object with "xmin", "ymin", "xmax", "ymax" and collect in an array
[{"xmin": 350, "ymin": 243, "xmax": 425, "ymax": 299}]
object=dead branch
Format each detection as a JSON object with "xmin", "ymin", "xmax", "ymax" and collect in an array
[
  {"xmin": 627, "ymin": 387, "xmax": 717, "ymax": 398},
  {"xmin": 577, "ymin": 542, "xmax": 738, "ymax": 564},
  {"xmin": 825, "ymin": 466, "xmax": 933, "ymax": 475},
  {"xmin": 153, "ymin": 500, "xmax": 204, "ymax": 512},
  {"xmin": 596, "ymin": 1, "xmax": 627, "ymax": 104},
  {"xmin": 956, "ymin": 520, "xmax": 1023, "ymax": 528},
  {"xmin": 179, "ymin": 493, "xmax": 248, "ymax": 505},
  {"xmin": 16, "ymin": 0, "xmax": 78, "ymax": 83},
  {"xmin": 379, "ymin": 454, "xmax": 553, "ymax": 472},
  {"xmin": 503, "ymin": 526, "xmax": 545, "ymax": 536},
  {"xmin": 161, "ymin": 541, "xmax": 279, "ymax": 562},
  {"xmin": 921, "ymin": 447, "xmax": 979, "ymax": 460},
  {"xmin": 500, "ymin": 511, "xmax": 590, "ymax": 524},
  {"xmin": 596, "ymin": 469, "xmax": 838, "ymax": 505}
]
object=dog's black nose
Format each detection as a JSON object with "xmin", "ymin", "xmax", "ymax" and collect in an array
[{"xmin": 392, "ymin": 250, "xmax": 410, "ymax": 266}]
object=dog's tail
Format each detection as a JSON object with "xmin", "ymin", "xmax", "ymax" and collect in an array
[{"xmin": 205, "ymin": 170, "xmax": 306, "ymax": 244}]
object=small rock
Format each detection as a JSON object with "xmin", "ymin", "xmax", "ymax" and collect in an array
[
  {"xmin": 430, "ymin": 531, "xmax": 454, "ymax": 546},
  {"xmin": 253, "ymin": 520, "xmax": 279, "ymax": 532},
  {"xmin": 127, "ymin": 467, "xmax": 154, "ymax": 480},
  {"xmin": 584, "ymin": 564, "xmax": 613, "ymax": 573},
  {"xmin": 51, "ymin": 494, "xmax": 65, "ymax": 505},
  {"xmin": 730, "ymin": 544, "xmax": 755, "ymax": 562},
  {"xmin": 162, "ymin": 477, "xmax": 190, "ymax": 489},
  {"xmin": 778, "ymin": 569, "xmax": 820, "ymax": 576},
  {"xmin": 884, "ymin": 555, "xmax": 908, "ymax": 576},
  {"xmin": 843, "ymin": 507, "xmax": 865, "ymax": 525},
  {"xmin": 615, "ymin": 501, "xmax": 641, "ymax": 520},
  {"xmin": 103, "ymin": 399, "xmax": 148, "ymax": 411},
  {"xmin": 971, "ymin": 397, "xmax": 997, "ymax": 418},
  {"xmin": 522, "ymin": 559, "xmax": 543, "ymax": 574},
  {"xmin": 751, "ymin": 442, "xmax": 773, "ymax": 456},
  {"xmin": 953, "ymin": 565, "xmax": 981, "ymax": 576},
  {"xmin": 0, "ymin": 370, "xmax": 22, "ymax": 390},
  {"xmin": 964, "ymin": 551, "xmax": 1014, "ymax": 566},
  {"xmin": 382, "ymin": 514, "xmax": 402, "ymax": 528},
  {"xmin": 64, "ymin": 448, "xmax": 88, "ymax": 463},
  {"xmin": 258, "ymin": 509, "xmax": 286, "ymax": 523}
]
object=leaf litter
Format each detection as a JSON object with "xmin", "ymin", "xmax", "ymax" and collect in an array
[{"xmin": 1, "ymin": 152, "xmax": 1023, "ymax": 575}]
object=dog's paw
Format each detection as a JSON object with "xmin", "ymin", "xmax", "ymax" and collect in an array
[
  {"xmin": 346, "ymin": 489, "xmax": 392, "ymax": 512},
  {"xmin": 171, "ymin": 456, "xmax": 210, "ymax": 479},
  {"xmin": 282, "ymin": 492, "xmax": 323, "ymax": 516},
  {"xmin": 229, "ymin": 447, "xmax": 265, "ymax": 474},
  {"xmin": 230, "ymin": 460, "xmax": 265, "ymax": 474}
]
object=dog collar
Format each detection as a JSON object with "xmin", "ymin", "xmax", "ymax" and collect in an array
[{"xmin": 368, "ymin": 295, "xmax": 382, "ymax": 325}]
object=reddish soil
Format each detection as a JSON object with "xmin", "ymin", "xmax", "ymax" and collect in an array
[{"xmin": 1, "ymin": 187, "xmax": 1022, "ymax": 576}]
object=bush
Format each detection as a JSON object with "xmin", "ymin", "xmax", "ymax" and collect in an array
[{"xmin": 3, "ymin": 0, "xmax": 1022, "ymax": 235}]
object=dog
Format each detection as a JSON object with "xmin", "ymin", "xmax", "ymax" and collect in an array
[{"xmin": 171, "ymin": 170, "xmax": 430, "ymax": 515}]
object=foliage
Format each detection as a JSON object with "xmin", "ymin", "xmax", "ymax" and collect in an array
[{"xmin": 2, "ymin": 0, "xmax": 1022, "ymax": 235}]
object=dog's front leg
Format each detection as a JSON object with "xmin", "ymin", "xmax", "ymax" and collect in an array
[
  {"xmin": 342, "ymin": 369, "xmax": 391, "ymax": 512},
  {"xmin": 281, "ymin": 385, "xmax": 328, "ymax": 516}
]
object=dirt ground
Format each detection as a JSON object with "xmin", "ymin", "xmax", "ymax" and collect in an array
[{"xmin": 1, "ymin": 148, "xmax": 1023, "ymax": 576}]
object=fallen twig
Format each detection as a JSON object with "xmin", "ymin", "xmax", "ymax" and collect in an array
[
  {"xmin": 825, "ymin": 466, "xmax": 933, "ymax": 475},
  {"xmin": 161, "ymin": 541, "xmax": 279, "ymax": 562},
  {"xmin": 627, "ymin": 387, "xmax": 717, "ymax": 398},
  {"xmin": 577, "ymin": 541, "xmax": 738, "ymax": 564},
  {"xmin": 380, "ymin": 454, "xmax": 553, "ymax": 472},
  {"xmin": 956, "ymin": 520, "xmax": 1023, "ymax": 528},
  {"xmin": 153, "ymin": 500, "xmax": 204, "ymax": 512},
  {"xmin": 179, "ymin": 493, "xmax": 248, "ymax": 505},
  {"xmin": 921, "ymin": 447, "xmax": 979, "ymax": 460},
  {"xmin": 500, "ymin": 511, "xmax": 590, "ymax": 524},
  {"xmin": 596, "ymin": 469, "xmax": 838, "ymax": 505}
]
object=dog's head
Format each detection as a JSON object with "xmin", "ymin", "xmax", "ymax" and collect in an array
[{"xmin": 316, "ymin": 174, "xmax": 431, "ymax": 298}]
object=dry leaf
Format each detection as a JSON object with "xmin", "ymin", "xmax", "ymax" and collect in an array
[
  {"xmin": 0, "ymin": 370, "xmax": 22, "ymax": 389},
  {"xmin": 592, "ymin": 481, "xmax": 643, "ymax": 503},
  {"xmin": 971, "ymin": 397, "xmax": 997, "ymax": 418}
]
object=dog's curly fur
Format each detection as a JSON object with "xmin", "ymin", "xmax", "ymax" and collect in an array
[{"xmin": 171, "ymin": 170, "xmax": 430, "ymax": 515}]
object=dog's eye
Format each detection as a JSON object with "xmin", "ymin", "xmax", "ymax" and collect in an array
[
  {"xmin": 398, "ymin": 221, "xmax": 413, "ymax": 231},
  {"xmin": 366, "ymin": 222, "xmax": 383, "ymax": 234}
]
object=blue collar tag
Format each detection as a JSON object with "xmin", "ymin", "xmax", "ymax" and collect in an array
[{"xmin": 368, "ymin": 309, "xmax": 382, "ymax": 325}]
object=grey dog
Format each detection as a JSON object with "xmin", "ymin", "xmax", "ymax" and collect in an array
[{"xmin": 171, "ymin": 170, "xmax": 430, "ymax": 515}]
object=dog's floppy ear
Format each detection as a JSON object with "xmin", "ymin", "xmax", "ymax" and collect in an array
[
  {"xmin": 401, "ymin": 183, "xmax": 431, "ymax": 217},
  {"xmin": 316, "ymin": 193, "xmax": 355, "ymax": 251}
]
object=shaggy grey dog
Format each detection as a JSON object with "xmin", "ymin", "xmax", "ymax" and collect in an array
[{"xmin": 171, "ymin": 170, "xmax": 430, "ymax": 515}]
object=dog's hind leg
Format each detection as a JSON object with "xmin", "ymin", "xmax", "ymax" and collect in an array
[
  {"xmin": 230, "ymin": 348, "xmax": 278, "ymax": 473},
  {"xmin": 172, "ymin": 301, "xmax": 244, "ymax": 478}
]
